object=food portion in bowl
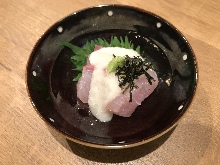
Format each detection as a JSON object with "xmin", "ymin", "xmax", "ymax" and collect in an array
[
  {"xmin": 59, "ymin": 36, "xmax": 158, "ymax": 122},
  {"xmin": 26, "ymin": 4, "xmax": 198, "ymax": 148}
]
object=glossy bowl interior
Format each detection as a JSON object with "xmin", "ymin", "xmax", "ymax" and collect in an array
[{"xmin": 26, "ymin": 5, "xmax": 198, "ymax": 149}]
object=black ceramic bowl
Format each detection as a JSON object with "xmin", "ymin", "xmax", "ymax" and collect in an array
[{"xmin": 26, "ymin": 5, "xmax": 198, "ymax": 149}]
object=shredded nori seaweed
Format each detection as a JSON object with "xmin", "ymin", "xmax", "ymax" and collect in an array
[{"xmin": 115, "ymin": 55, "xmax": 154, "ymax": 102}]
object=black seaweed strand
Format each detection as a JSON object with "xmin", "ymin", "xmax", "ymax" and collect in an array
[{"xmin": 115, "ymin": 55, "xmax": 154, "ymax": 102}]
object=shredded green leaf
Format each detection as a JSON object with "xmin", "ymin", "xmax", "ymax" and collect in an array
[{"xmin": 58, "ymin": 36, "xmax": 141, "ymax": 81}]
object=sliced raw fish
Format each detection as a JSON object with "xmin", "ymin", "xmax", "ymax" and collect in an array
[
  {"xmin": 106, "ymin": 69, "xmax": 158, "ymax": 117},
  {"xmin": 77, "ymin": 65, "xmax": 94, "ymax": 103},
  {"xmin": 94, "ymin": 45, "xmax": 103, "ymax": 51}
]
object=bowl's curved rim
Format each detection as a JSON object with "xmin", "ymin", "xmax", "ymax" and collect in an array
[{"xmin": 26, "ymin": 4, "xmax": 198, "ymax": 149}]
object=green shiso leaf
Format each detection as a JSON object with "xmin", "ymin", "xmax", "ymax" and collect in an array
[
  {"xmin": 57, "ymin": 42, "xmax": 81, "ymax": 54},
  {"xmin": 120, "ymin": 37, "xmax": 125, "ymax": 47},
  {"xmin": 136, "ymin": 45, "xmax": 141, "ymax": 54},
  {"xmin": 124, "ymin": 36, "xmax": 130, "ymax": 49},
  {"xmin": 112, "ymin": 37, "xmax": 121, "ymax": 47},
  {"xmin": 72, "ymin": 73, "xmax": 82, "ymax": 81}
]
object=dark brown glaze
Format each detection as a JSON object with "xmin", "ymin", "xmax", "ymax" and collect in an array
[{"xmin": 26, "ymin": 5, "xmax": 197, "ymax": 148}]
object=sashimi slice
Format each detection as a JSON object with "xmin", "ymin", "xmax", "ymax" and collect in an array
[
  {"xmin": 94, "ymin": 45, "xmax": 103, "ymax": 51},
  {"xmin": 77, "ymin": 65, "xmax": 94, "ymax": 103},
  {"xmin": 106, "ymin": 69, "xmax": 158, "ymax": 117}
]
